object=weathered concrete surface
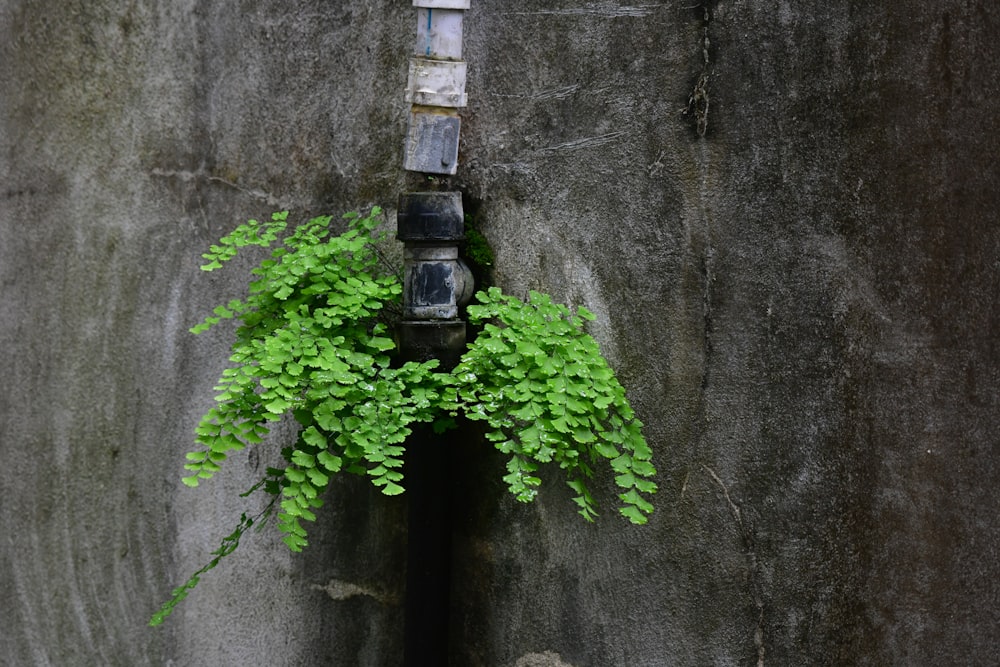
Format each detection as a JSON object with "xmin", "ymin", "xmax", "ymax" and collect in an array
[
  {"xmin": 453, "ymin": 2, "xmax": 1000, "ymax": 665},
  {"xmin": 1, "ymin": 0, "xmax": 998, "ymax": 665},
  {"xmin": 0, "ymin": 2, "xmax": 412, "ymax": 665}
]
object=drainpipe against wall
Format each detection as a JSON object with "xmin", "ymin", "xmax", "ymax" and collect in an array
[{"xmin": 398, "ymin": 1, "xmax": 472, "ymax": 665}]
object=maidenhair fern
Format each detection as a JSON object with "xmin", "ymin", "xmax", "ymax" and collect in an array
[
  {"xmin": 453, "ymin": 288, "xmax": 656, "ymax": 523},
  {"xmin": 150, "ymin": 207, "xmax": 656, "ymax": 626}
]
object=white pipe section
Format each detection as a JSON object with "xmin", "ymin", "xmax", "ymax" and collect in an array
[
  {"xmin": 405, "ymin": 0, "xmax": 470, "ymax": 175},
  {"xmin": 413, "ymin": 0, "xmax": 470, "ymax": 8},
  {"xmin": 416, "ymin": 8, "xmax": 464, "ymax": 60}
]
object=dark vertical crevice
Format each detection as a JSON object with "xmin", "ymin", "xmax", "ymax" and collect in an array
[
  {"xmin": 684, "ymin": 1, "xmax": 713, "ymax": 137},
  {"xmin": 403, "ymin": 425, "xmax": 454, "ymax": 667}
]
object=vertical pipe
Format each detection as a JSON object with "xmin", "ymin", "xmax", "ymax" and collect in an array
[
  {"xmin": 405, "ymin": 1, "xmax": 468, "ymax": 175},
  {"xmin": 397, "ymin": 192, "xmax": 468, "ymax": 666},
  {"xmin": 400, "ymin": 4, "xmax": 472, "ymax": 663}
]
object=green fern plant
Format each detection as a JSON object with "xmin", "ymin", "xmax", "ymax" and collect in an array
[{"xmin": 150, "ymin": 207, "xmax": 656, "ymax": 626}]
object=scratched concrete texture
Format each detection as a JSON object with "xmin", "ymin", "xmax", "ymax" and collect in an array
[{"xmin": 1, "ymin": 0, "xmax": 998, "ymax": 665}]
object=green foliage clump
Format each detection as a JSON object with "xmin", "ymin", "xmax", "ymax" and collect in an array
[
  {"xmin": 181, "ymin": 209, "xmax": 437, "ymax": 554},
  {"xmin": 151, "ymin": 208, "xmax": 655, "ymax": 625},
  {"xmin": 456, "ymin": 288, "xmax": 655, "ymax": 523}
]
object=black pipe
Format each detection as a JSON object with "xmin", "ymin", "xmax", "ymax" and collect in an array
[{"xmin": 398, "ymin": 193, "xmax": 469, "ymax": 667}]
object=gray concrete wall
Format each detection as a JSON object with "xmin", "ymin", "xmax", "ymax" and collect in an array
[{"xmin": 1, "ymin": 1, "xmax": 997, "ymax": 665}]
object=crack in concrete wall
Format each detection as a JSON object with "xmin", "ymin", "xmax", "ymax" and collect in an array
[{"xmin": 704, "ymin": 465, "xmax": 766, "ymax": 667}]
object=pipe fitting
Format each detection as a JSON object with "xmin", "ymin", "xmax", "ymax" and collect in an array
[
  {"xmin": 404, "ymin": 107, "xmax": 461, "ymax": 175},
  {"xmin": 397, "ymin": 192, "xmax": 474, "ymax": 321},
  {"xmin": 397, "ymin": 191, "xmax": 464, "ymax": 241},
  {"xmin": 406, "ymin": 58, "xmax": 467, "ymax": 108}
]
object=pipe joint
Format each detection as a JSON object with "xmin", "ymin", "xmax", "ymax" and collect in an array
[{"xmin": 397, "ymin": 192, "xmax": 474, "ymax": 322}]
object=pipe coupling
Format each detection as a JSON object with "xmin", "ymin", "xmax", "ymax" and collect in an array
[{"xmin": 397, "ymin": 192, "xmax": 474, "ymax": 320}]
